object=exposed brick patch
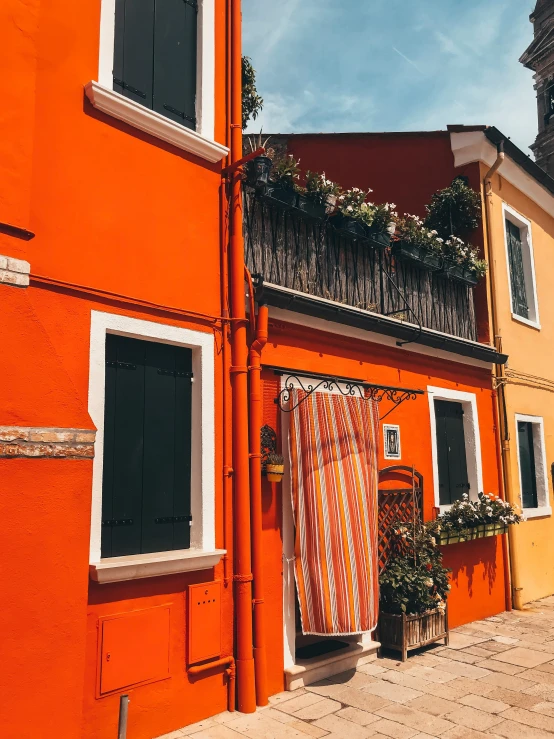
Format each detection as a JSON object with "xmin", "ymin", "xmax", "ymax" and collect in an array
[
  {"xmin": 0, "ymin": 255, "xmax": 30, "ymax": 287},
  {"xmin": 0, "ymin": 427, "xmax": 95, "ymax": 458}
]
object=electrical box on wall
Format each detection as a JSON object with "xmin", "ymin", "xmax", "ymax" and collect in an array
[
  {"xmin": 188, "ymin": 581, "xmax": 221, "ymax": 665},
  {"xmin": 98, "ymin": 605, "xmax": 171, "ymax": 695}
]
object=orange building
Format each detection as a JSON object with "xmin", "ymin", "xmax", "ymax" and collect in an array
[
  {"xmin": 0, "ymin": 0, "xmax": 250, "ymax": 736},
  {"xmin": 247, "ymin": 131, "xmax": 513, "ymax": 692}
]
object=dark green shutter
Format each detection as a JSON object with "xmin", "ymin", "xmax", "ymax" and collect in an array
[
  {"xmin": 101, "ymin": 336, "xmax": 192, "ymax": 558},
  {"xmin": 518, "ymin": 421, "xmax": 538, "ymax": 509},
  {"xmin": 153, "ymin": 0, "xmax": 198, "ymax": 129},
  {"xmin": 506, "ymin": 220, "xmax": 529, "ymax": 319},
  {"xmin": 434, "ymin": 400, "xmax": 470, "ymax": 506},
  {"xmin": 113, "ymin": 0, "xmax": 155, "ymax": 107},
  {"xmin": 113, "ymin": 0, "xmax": 197, "ymax": 129}
]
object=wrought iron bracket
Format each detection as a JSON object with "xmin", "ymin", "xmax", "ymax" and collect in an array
[{"xmin": 271, "ymin": 369, "xmax": 423, "ymax": 420}]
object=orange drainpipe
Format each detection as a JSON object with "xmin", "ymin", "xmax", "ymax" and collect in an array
[
  {"xmin": 229, "ymin": 0, "xmax": 256, "ymax": 714},
  {"xmin": 188, "ymin": 657, "xmax": 236, "ymax": 713},
  {"xmin": 248, "ymin": 290, "xmax": 269, "ymax": 706},
  {"xmin": 492, "ymin": 388, "xmax": 513, "ymax": 612}
]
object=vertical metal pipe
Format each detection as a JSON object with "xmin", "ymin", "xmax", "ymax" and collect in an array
[
  {"xmin": 117, "ymin": 695, "xmax": 129, "ymax": 739},
  {"xmin": 229, "ymin": 0, "xmax": 256, "ymax": 714}
]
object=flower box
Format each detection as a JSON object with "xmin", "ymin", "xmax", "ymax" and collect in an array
[
  {"xmin": 262, "ymin": 184, "xmax": 297, "ymax": 209},
  {"xmin": 295, "ymin": 193, "xmax": 327, "ymax": 220},
  {"xmin": 331, "ymin": 213, "xmax": 367, "ymax": 240},
  {"xmin": 440, "ymin": 260, "xmax": 479, "ymax": 287},
  {"xmin": 437, "ymin": 523, "xmax": 508, "ymax": 545},
  {"xmin": 392, "ymin": 241, "xmax": 442, "ymax": 271},
  {"xmin": 366, "ymin": 228, "xmax": 391, "ymax": 250},
  {"xmin": 378, "ymin": 607, "xmax": 449, "ymax": 662}
]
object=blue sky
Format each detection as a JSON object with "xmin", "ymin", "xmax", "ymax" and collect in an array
[{"xmin": 243, "ymin": 0, "xmax": 538, "ymax": 154}]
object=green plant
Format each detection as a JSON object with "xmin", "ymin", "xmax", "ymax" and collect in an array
[
  {"xmin": 245, "ymin": 131, "xmax": 273, "ymax": 157},
  {"xmin": 266, "ymin": 452, "xmax": 284, "ymax": 466},
  {"xmin": 270, "ymin": 154, "xmax": 301, "ymax": 189},
  {"xmin": 443, "ymin": 236, "xmax": 488, "ymax": 277},
  {"xmin": 394, "ymin": 214, "xmax": 445, "ymax": 253},
  {"xmin": 379, "ymin": 522, "xmax": 451, "ymax": 616},
  {"xmin": 337, "ymin": 188, "xmax": 374, "ymax": 223},
  {"xmin": 370, "ymin": 202, "xmax": 399, "ymax": 232},
  {"xmin": 424, "ymin": 177, "xmax": 482, "ymax": 240},
  {"xmin": 304, "ymin": 170, "xmax": 342, "ymax": 205},
  {"xmin": 427, "ymin": 493, "xmax": 524, "ymax": 538},
  {"xmin": 242, "ymin": 56, "xmax": 263, "ymax": 130}
]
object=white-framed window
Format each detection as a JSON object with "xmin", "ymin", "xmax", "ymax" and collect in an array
[
  {"xmin": 515, "ymin": 414, "xmax": 551, "ymax": 519},
  {"xmin": 88, "ymin": 311, "xmax": 223, "ymax": 583},
  {"xmin": 502, "ymin": 204, "xmax": 540, "ymax": 329},
  {"xmin": 428, "ymin": 386, "xmax": 484, "ymax": 511},
  {"xmin": 85, "ymin": 0, "xmax": 228, "ymax": 163}
]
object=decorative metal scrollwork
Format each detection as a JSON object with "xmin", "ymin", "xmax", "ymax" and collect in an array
[{"xmin": 274, "ymin": 373, "xmax": 422, "ymax": 421}]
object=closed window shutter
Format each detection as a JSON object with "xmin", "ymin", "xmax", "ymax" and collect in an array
[
  {"xmin": 101, "ymin": 336, "xmax": 192, "ymax": 558},
  {"xmin": 506, "ymin": 220, "xmax": 529, "ymax": 319},
  {"xmin": 153, "ymin": 0, "xmax": 198, "ymax": 129},
  {"xmin": 113, "ymin": 0, "xmax": 155, "ymax": 107},
  {"xmin": 113, "ymin": 0, "xmax": 197, "ymax": 129},
  {"xmin": 518, "ymin": 421, "xmax": 538, "ymax": 508},
  {"xmin": 434, "ymin": 400, "xmax": 470, "ymax": 506}
]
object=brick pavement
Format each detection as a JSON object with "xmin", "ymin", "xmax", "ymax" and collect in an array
[{"xmin": 158, "ymin": 595, "xmax": 554, "ymax": 739}]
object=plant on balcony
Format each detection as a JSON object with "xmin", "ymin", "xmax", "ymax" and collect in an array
[
  {"xmin": 441, "ymin": 236, "xmax": 488, "ymax": 286},
  {"xmin": 424, "ymin": 177, "xmax": 482, "ymax": 241},
  {"xmin": 379, "ymin": 521, "xmax": 451, "ymax": 660},
  {"xmin": 263, "ymin": 154, "xmax": 301, "ymax": 208},
  {"xmin": 428, "ymin": 493, "xmax": 524, "ymax": 545},
  {"xmin": 296, "ymin": 170, "xmax": 342, "ymax": 220},
  {"xmin": 392, "ymin": 215, "xmax": 444, "ymax": 271},
  {"xmin": 333, "ymin": 189, "xmax": 396, "ymax": 247},
  {"xmin": 244, "ymin": 132, "xmax": 274, "ymax": 189}
]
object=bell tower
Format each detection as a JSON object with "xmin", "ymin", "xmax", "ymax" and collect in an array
[{"xmin": 520, "ymin": 0, "xmax": 554, "ymax": 176}]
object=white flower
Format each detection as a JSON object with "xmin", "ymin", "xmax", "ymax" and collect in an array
[{"xmin": 425, "ymin": 578, "xmax": 434, "ymax": 587}]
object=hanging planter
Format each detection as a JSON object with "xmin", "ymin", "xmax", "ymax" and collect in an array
[
  {"xmin": 331, "ymin": 213, "xmax": 367, "ymax": 240},
  {"xmin": 262, "ymin": 184, "xmax": 297, "ymax": 210},
  {"xmin": 392, "ymin": 242, "xmax": 442, "ymax": 271},
  {"xmin": 295, "ymin": 193, "xmax": 327, "ymax": 220},
  {"xmin": 366, "ymin": 228, "xmax": 391, "ymax": 250},
  {"xmin": 440, "ymin": 260, "xmax": 480, "ymax": 287},
  {"xmin": 379, "ymin": 608, "xmax": 449, "ymax": 662},
  {"xmin": 437, "ymin": 523, "xmax": 508, "ymax": 546},
  {"xmin": 265, "ymin": 453, "xmax": 284, "ymax": 483},
  {"xmin": 245, "ymin": 155, "xmax": 273, "ymax": 189}
]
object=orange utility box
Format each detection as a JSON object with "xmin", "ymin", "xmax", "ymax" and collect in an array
[{"xmin": 188, "ymin": 581, "xmax": 221, "ymax": 665}]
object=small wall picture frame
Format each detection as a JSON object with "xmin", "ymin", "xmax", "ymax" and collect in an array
[{"xmin": 383, "ymin": 424, "xmax": 401, "ymax": 460}]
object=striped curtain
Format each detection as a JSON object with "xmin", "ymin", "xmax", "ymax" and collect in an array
[{"xmin": 289, "ymin": 389, "xmax": 380, "ymax": 636}]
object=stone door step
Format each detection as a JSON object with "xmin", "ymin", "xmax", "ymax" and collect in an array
[{"xmin": 284, "ymin": 639, "xmax": 380, "ymax": 691}]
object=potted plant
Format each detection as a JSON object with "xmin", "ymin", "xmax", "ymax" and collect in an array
[
  {"xmin": 424, "ymin": 177, "xmax": 482, "ymax": 244},
  {"xmin": 367, "ymin": 202, "xmax": 398, "ymax": 249},
  {"xmin": 392, "ymin": 215, "xmax": 443, "ymax": 271},
  {"xmin": 428, "ymin": 492, "xmax": 523, "ymax": 545},
  {"xmin": 440, "ymin": 237, "xmax": 487, "ymax": 286},
  {"xmin": 265, "ymin": 452, "xmax": 285, "ymax": 482},
  {"xmin": 331, "ymin": 188, "xmax": 372, "ymax": 238},
  {"xmin": 379, "ymin": 521, "xmax": 451, "ymax": 661},
  {"xmin": 296, "ymin": 170, "xmax": 341, "ymax": 220},
  {"xmin": 263, "ymin": 154, "xmax": 301, "ymax": 209},
  {"xmin": 244, "ymin": 132, "xmax": 274, "ymax": 189}
]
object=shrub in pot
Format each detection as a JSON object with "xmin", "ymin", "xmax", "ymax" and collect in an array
[
  {"xmin": 265, "ymin": 452, "xmax": 285, "ymax": 482},
  {"xmin": 244, "ymin": 133, "xmax": 274, "ymax": 189},
  {"xmin": 379, "ymin": 521, "xmax": 451, "ymax": 661}
]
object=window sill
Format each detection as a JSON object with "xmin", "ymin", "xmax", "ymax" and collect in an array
[
  {"xmin": 84, "ymin": 81, "xmax": 229, "ymax": 163},
  {"xmin": 523, "ymin": 506, "xmax": 552, "ymax": 520},
  {"xmin": 511, "ymin": 313, "xmax": 541, "ymax": 331},
  {"xmin": 89, "ymin": 548, "xmax": 226, "ymax": 584}
]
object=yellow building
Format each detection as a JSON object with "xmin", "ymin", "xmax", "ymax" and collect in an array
[{"xmin": 454, "ymin": 127, "xmax": 554, "ymax": 607}]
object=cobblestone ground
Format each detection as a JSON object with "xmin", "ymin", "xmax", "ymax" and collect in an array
[{"xmin": 158, "ymin": 595, "xmax": 554, "ymax": 739}]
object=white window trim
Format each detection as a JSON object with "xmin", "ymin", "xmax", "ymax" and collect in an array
[
  {"xmin": 88, "ymin": 310, "xmax": 224, "ymax": 583},
  {"xmin": 428, "ymin": 386, "xmax": 484, "ymax": 512},
  {"xmin": 89, "ymin": 0, "xmax": 228, "ymax": 163},
  {"xmin": 502, "ymin": 204, "xmax": 541, "ymax": 330},
  {"xmin": 514, "ymin": 413, "xmax": 551, "ymax": 519}
]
